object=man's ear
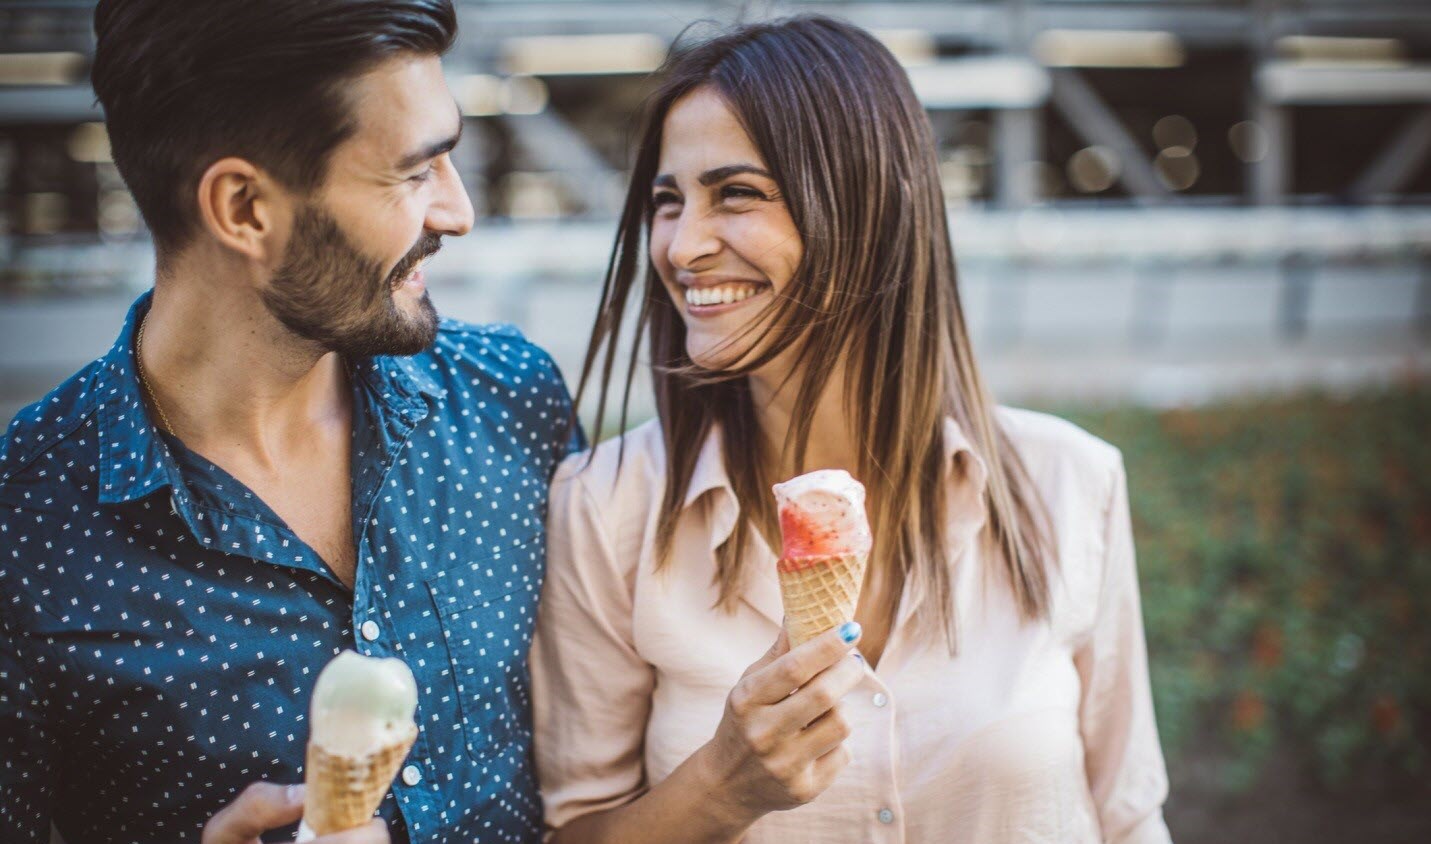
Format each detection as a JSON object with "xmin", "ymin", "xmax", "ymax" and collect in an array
[{"xmin": 194, "ymin": 157, "xmax": 289, "ymax": 263}]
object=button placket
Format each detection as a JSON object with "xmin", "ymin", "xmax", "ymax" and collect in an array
[{"xmin": 861, "ymin": 672, "xmax": 901, "ymax": 839}]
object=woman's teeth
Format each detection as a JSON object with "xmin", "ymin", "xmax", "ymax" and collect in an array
[{"xmin": 684, "ymin": 284, "xmax": 763, "ymax": 307}]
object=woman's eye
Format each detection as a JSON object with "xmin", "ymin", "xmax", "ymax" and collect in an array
[
  {"xmin": 652, "ymin": 191, "xmax": 681, "ymax": 209},
  {"xmin": 720, "ymin": 185, "xmax": 765, "ymax": 202}
]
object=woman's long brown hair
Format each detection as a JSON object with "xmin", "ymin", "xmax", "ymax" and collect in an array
[{"xmin": 573, "ymin": 15, "xmax": 1054, "ymax": 649}]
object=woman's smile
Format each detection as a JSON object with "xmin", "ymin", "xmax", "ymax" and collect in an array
[{"xmin": 681, "ymin": 278, "xmax": 772, "ymax": 316}]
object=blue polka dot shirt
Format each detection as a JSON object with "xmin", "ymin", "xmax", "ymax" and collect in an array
[{"xmin": 0, "ymin": 292, "xmax": 582, "ymax": 843}]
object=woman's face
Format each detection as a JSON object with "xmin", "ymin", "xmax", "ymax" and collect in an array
[{"xmin": 650, "ymin": 86, "xmax": 803, "ymax": 369}]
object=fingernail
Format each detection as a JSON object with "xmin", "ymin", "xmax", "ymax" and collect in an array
[
  {"xmin": 286, "ymin": 784, "xmax": 305, "ymax": 806},
  {"xmin": 839, "ymin": 621, "xmax": 861, "ymax": 643}
]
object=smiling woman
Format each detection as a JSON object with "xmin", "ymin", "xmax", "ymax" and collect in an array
[
  {"xmin": 532, "ymin": 13, "xmax": 1172, "ymax": 844},
  {"xmin": 648, "ymin": 94, "xmax": 798, "ymax": 365},
  {"xmin": 573, "ymin": 14, "xmax": 1057, "ymax": 658}
]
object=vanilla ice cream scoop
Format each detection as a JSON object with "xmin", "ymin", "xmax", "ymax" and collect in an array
[
  {"xmin": 309, "ymin": 650, "xmax": 418, "ymax": 757},
  {"xmin": 773, "ymin": 469, "xmax": 872, "ymax": 558}
]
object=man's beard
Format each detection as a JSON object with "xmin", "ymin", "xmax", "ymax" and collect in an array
[{"xmin": 262, "ymin": 204, "xmax": 441, "ymax": 358}]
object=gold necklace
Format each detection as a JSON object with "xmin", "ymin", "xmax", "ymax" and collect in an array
[{"xmin": 135, "ymin": 315, "xmax": 176, "ymax": 435}]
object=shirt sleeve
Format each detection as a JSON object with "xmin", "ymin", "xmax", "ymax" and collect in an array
[
  {"xmin": 550, "ymin": 356, "xmax": 586, "ymax": 469},
  {"xmin": 561, "ymin": 419, "xmax": 588, "ymax": 467},
  {"xmin": 0, "ymin": 606, "xmax": 59, "ymax": 842},
  {"xmin": 1074, "ymin": 454, "xmax": 1174, "ymax": 844},
  {"xmin": 531, "ymin": 466, "xmax": 655, "ymax": 830}
]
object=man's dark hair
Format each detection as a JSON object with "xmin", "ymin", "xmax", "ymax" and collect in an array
[{"xmin": 92, "ymin": 0, "xmax": 457, "ymax": 254}]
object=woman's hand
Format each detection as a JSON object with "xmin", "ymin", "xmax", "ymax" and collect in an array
[{"xmin": 696, "ymin": 621, "xmax": 866, "ymax": 827}]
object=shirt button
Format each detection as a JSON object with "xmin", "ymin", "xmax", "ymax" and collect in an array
[
  {"xmin": 360, "ymin": 620, "xmax": 380, "ymax": 642},
  {"xmin": 878, "ymin": 808, "xmax": 895, "ymax": 825},
  {"xmin": 872, "ymin": 692, "xmax": 888, "ymax": 708},
  {"xmin": 401, "ymin": 764, "xmax": 422, "ymax": 786}
]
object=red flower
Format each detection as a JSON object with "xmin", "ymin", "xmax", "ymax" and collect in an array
[
  {"xmin": 1252, "ymin": 624, "xmax": 1284, "ymax": 670},
  {"xmin": 1371, "ymin": 696, "xmax": 1401, "ymax": 736},
  {"xmin": 1232, "ymin": 691, "xmax": 1266, "ymax": 732}
]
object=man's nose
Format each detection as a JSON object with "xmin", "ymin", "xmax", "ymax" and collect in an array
[{"xmin": 427, "ymin": 156, "xmax": 475, "ymax": 237}]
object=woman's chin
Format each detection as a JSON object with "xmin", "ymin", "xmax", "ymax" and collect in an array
[{"xmin": 685, "ymin": 338, "xmax": 750, "ymax": 372}]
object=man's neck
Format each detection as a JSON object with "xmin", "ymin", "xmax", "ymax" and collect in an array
[{"xmin": 139, "ymin": 256, "xmax": 351, "ymax": 471}]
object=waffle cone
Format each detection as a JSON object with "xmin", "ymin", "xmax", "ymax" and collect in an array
[
  {"xmin": 302, "ymin": 722, "xmax": 417, "ymax": 835},
  {"xmin": 776, "ymin": 552, "xmax": 868, "ymax": 646}
]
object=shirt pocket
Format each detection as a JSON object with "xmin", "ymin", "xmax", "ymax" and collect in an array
[{"xmin": 425, "ymin": 532, "xmax": 544, "ymax": 759}]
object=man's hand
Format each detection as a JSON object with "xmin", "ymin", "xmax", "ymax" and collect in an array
[{"xmin": 200, "ymin": 782, "xmax": 389, "ymax": 844}]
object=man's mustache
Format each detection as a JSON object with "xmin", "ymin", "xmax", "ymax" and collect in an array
[{"xmin": 388, "ymin": 233, "xmax": 443, "ymax": 288}]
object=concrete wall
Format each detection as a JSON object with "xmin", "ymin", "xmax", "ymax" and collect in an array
[{"xmin": 3, "ymin": 207, "xmax": 1428, "ymax": 427}]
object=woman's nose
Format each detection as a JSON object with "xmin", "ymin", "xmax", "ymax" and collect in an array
[{"xmin": 665, "ymin": 205, "xmax": 721, "ymax": 269}]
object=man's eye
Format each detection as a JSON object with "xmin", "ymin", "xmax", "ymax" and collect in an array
[{"xmin": 409, "ymin": 167, "xmax": 435, "ymax": 183}]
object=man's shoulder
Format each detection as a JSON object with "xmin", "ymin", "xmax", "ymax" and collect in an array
[
  {"xmin": 432, "ymin": 316, "xmax": 550, "ymax": 361},
  {"xmin": 423, "ymin": 317, "xmax": 570, "ymax": 396},
  {"xmin": 0, "ymin": 361, "xmax": 109, "ymax": 622},
  {"xmin": 1, "ymin": 358, "xmax": 107, "ymax": 490},
  {"xmin": 405, "ymin": 318, "xmax": 580, "ymax": 462}
]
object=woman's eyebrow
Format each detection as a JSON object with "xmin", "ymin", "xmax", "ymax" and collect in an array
[
  {"xmin": 652, "ymin": 165, "xmax": 773, "ymax": 189},
  {"xmin": 699, "ymin": 164, "xmax": 771, "ymax": 185}
]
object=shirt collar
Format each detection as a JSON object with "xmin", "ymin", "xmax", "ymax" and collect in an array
[
  {"xmin": 941, "ymin": 415, "xmax": 991, "ymax": 541},
  {"xmin": 95, "ymin": 291, "xmax": 187, "ymax": 505},
  {"xmin": 682, "ymin": 422, "xmax": 732, "ymax": 509},
  {"xmin": 681, "ymin": 415, "xmax": 992, "ymax": 544},
  {"xmin": 360, "ymin": 350, "xmax": 449, "ymax": 404},
  {"xmin": 93, "ymin": 291, "xmax": 449, "ymax": 507}
]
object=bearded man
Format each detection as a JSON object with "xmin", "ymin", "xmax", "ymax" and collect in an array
[{"xmin": 0, "ymin": 2, "xmax": 579, "ymax": 841}]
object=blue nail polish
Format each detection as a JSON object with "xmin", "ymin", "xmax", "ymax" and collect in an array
[{"xmin": 839, "ymin": 621, "xmax": 861, "ymax": 643}]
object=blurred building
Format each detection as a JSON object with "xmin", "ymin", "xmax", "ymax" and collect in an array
[{"xmin": 2, "ymin": 0, "xmax": 1430, "ymax": 423}]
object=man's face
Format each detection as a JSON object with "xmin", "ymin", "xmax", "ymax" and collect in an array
[{"xmin": 263, "ymin": 54, "xmax": 474, "ymax": 358}]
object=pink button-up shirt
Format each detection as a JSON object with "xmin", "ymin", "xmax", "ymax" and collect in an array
[{"xmin": 531, "ymin": 408, "xmax": 1172, "ymax": 843}]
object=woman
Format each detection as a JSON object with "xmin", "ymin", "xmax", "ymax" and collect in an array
[{"xmin": 531, "ymin": 15, "xmax": 1172, "ymax": 844}]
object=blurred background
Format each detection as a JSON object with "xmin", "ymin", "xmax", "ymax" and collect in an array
[{"xmin": 1, "ymin": 1, "xmax": 1427, "ymax": 841}]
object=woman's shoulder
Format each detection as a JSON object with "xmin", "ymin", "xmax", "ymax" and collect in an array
[
  {"xmin": 994, "ymin": 406, "xmax": 1125, "ymax": 503},
  {"xmin": 995, "ymin": 408, "xmax": 1132, "ymax": 627},
  {"xmin": 551, "ymin": 418, "xmax": 668, "ymax": 519}
]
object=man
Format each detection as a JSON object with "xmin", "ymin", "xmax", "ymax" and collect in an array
[{"xmin": 0, "ymin": 1, "xmax": 579, "ymax": 841}]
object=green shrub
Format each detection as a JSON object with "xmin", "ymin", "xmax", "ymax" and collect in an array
[{"xmin": 1059, "ymin": 386, "xmax": 1431, "ymax": 791}]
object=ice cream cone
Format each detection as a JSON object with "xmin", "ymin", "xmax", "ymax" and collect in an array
[
  {"xmin": 301, "ymin": 722, "xmax": 417, "ymax": 836},
  {"xmin": 297, "ymin": 651, "xmax": 420, "ymax": 840},
  {"xmin": 777, "ymin": 551, "xmax": 868, "ymax": 646}
]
